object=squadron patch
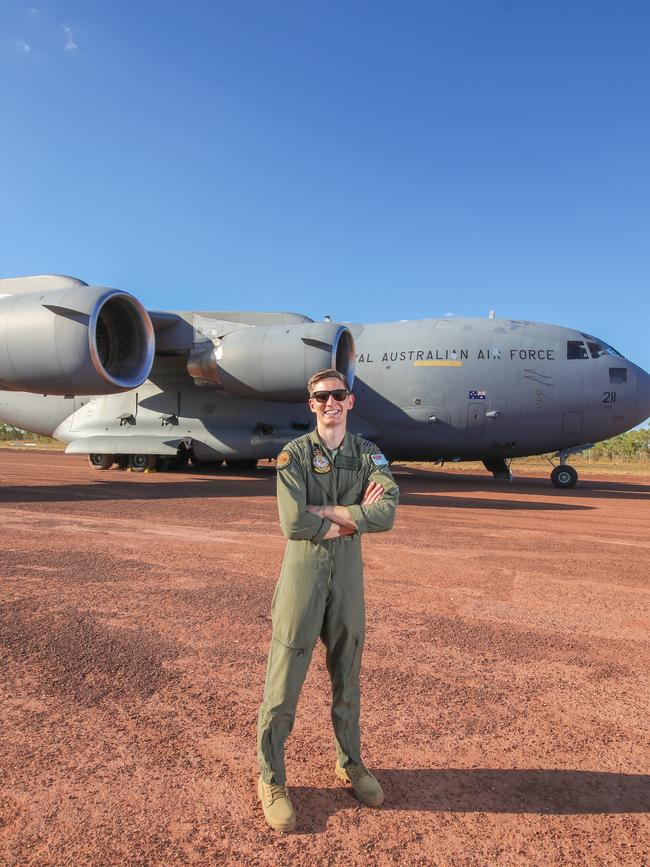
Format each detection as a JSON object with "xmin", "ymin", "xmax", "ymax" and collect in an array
[
  {"xmin": 312, "ymin": 448, "xmax": 332, "ymax": 474},
  {"xmin": 276, "ymin": 450, "xmax": 292, "ymax": 469},
  {"xmin": 371, "ymin": 452, "xmax": 388, "ymax": 467}
]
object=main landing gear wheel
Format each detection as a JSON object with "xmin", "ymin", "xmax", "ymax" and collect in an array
[
  {"xmin": 551, "ymin": 465, "xmax": 578, "ymax": 489},
  {"xmin": 128, "ymin": 454, "xmax": 156, "ymax": 473},
  {"xmin": 88, "ymin": 453, "xmax": 114, "ymax": 470}
]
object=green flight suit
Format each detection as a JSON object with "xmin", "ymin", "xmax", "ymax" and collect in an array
[{"xmin": 257, "ymin": 429, "xmax": 399, "ymax": 785}]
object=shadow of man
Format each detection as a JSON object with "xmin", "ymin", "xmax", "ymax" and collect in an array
[{"xmin": 291, "ymin": 768, "xmax": 650, "ymax": 832}]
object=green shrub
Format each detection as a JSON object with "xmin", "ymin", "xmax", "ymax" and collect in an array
[
  {"xmin": 0, "ymin": 424, "xmax": 56, "ymax": 443},
  {"xmin": 590, "ymin": 428, "xmax": 650, "ymax": 461}
]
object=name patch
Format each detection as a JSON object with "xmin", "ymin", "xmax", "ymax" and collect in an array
[{"xmin": 334, "ymin": 454, "xmax": 360, "ymax": 470}]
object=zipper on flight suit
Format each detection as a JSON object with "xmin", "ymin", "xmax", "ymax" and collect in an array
[
  {"xmin": 324, "ymin": 444, "xmax": 337, "ymax": 589},
  {"xmin": 328, "ymin": 543, "xmax": 335, "ymax": 587}
]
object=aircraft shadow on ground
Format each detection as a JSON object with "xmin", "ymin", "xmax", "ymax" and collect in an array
[
  {"xmin": 0, "ymin": 478, "xmax": 591, "ymax": 510},
  {"xmin": 291, "ymin": 768, "xmax": 650, "ymax": 832},
  {"xmin": 397, "ymin": 492, "xmax": 592, "ymax": 510},
  {"xmin": 0, "ymin": 479, "xmax": 271, "ymax": 504},
  {"xmin": 0, "ymin": 465, "xmax": 645, "ymax": 507},
  {"xmin": 394, "ymin": 466, "xmax": 650, "ymax": 501}
]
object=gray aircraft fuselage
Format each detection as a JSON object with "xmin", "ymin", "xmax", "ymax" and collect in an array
[{"xmin": 2, "ymin": 314, "xmax": 649, "ymax": 474}]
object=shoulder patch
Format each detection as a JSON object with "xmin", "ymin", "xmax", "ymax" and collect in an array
[
  {"xmin": 276, "ymin": 450, "xmax": 293, "ymax": 469},
  {"xmin": 371, "ymin": 452, "xmax": 388, "ymax": 467}
]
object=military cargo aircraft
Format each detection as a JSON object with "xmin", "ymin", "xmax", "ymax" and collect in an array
[{"xmin": 1, "ymin": 274, "xmax": 649, "ymax": 488}]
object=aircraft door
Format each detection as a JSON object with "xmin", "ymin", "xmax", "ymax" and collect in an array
[{"xmin": 466, "ymin": 403, "xmax": 486, "ymax": 437}]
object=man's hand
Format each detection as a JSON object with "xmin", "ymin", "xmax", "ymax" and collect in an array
[
  {"xmin": 321, "ymin": 522, "xmax": 356, "ymax": 539},
  {"xmin": 361, "ymin": 479, "xmax": 384, "ymax": 505},
  {"xmin": 306, "ymin": 479, "xmax": 385, "ymax": 531}
]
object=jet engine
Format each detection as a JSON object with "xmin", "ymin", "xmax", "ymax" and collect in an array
[
  {"xmin": 187, "ymin": 321, "xmax": 355, "ymax": 401},
  {"xmin": 0, "ymin": 276, "xmax": 155, "ymax": 395}
]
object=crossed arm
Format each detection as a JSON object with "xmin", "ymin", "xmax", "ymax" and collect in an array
[{"xmin": 306, "ymin": 479, "xmax": 384, "ymax": 539}]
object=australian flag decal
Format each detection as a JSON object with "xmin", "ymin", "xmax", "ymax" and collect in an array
[{"xmin": 469, "ymin": 390, "xmax": 487, "ymax": 400}]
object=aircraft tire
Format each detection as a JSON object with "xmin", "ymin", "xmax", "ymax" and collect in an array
[
  {"xmin": 551, "ymin": 465, "xmax": 578, "ymax": 489},
  {"xmin": 128, "ymin": 454, "xmax": 156, "ymax": 473},
  {"xmin": 88, "ymin": 453, "xmax": 114, "ymax": 470}
]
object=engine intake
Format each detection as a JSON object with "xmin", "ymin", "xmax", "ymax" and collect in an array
[
  {"xmin": 187, "ymin": 322, "xmax": 355, "ymax": 401},
  {"xmin": 0, "ymin": 279, "xmax": 155, "ymax": 395}
]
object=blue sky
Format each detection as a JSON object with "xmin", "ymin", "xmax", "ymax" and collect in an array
[{"xmin": 1, "ymin": 1, "xmax": 649, "ymax": 374}]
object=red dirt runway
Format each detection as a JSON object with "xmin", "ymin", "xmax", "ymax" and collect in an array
[{"xmin": 1, "ymin": 452, "xmax": 649, "ymax": 865}]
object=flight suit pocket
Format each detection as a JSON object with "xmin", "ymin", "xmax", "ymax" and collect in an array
[{"xmin": 271, "ymin": 565, "xmax": 326, "ymax": 650}]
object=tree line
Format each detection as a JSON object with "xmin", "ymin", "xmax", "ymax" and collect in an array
[
  {"xmin": 586, "ymin": 427, "xmax": 650, "ymax": 461},
  {"xmin": 0, "ymin": 425, "xmax": 54, "ymax": 443}
]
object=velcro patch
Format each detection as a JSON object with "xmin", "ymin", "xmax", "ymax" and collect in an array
[
  {"xmin": 276, "ymin": 451, "xmax": 292, "ymax": 469},
  {"xmin": 371, "ymin": 452, "xmax": 388, "ymax": 467}
]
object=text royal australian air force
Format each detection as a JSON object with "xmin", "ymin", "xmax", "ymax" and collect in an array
[{"xmin": 355, "ymin": 347, "xmax": 556, "ymax": 364}]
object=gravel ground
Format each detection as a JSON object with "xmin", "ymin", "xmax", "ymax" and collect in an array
[{"xmin": 1, "ymin": 452, "xmax": 649, "ymax": 866}]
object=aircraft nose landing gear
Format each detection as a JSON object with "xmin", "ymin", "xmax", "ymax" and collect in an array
[
  {"xmin": 550, "ymin": 464, "xmax": 578, "ymax": 489},
  {"xmin": 548, "ymin": 444, "xmax": 592, "ymax": 488}
]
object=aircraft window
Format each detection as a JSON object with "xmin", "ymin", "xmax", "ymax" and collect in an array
[
  {"xmin": 581, "ymin": 333, "xmax": 624, "ymax": 357},
  {"xmin": 587, "ymin": 342, "xmax": 607, "ymax": 359},
  {"xmin": 567, "ymin": 340, "xmax": 588, "ymax": 360},
  {"xmin": 609, "ymin": 367, "xmax": 627, "ymax": 384}
]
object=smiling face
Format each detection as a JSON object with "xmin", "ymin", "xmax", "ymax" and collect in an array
[{"xmin": 308, "ymin": 375, "xmax": 355, "ymax": 433}]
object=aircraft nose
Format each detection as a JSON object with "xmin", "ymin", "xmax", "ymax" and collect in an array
[{"xmin": 635, "ymin": 365, "xmax": 650, "ymax": 424}]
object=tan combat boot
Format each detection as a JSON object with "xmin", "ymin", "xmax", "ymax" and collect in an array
[
  {"xmin": 335, "ymin": 761, "xmax": 384, "ymax": 806},
  {"xmin": 257, "ymin": 776, "xmax": 296, "ymax": 832}
]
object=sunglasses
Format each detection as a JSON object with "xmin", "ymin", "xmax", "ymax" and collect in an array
[{"xmin": 310, "ymin": 389, "xmax": 350, "ymax": 403}]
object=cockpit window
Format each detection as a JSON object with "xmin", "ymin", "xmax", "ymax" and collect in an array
[
  {"xmin": 567, "ymin": 340, "xmax": 588, "ymax": 360},
  {"xmin": 587, "ymin": 341, "xmax": 607, "ymax": 359},
  {"xmin": 580, "ymin": 333, "xmax": 624, "ymax": 358}
]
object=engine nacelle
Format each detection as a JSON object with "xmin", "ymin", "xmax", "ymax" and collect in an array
[
  {"xmin": 187, "ymin": 321, "xmax": 355, "ymax": 401},
  {"xmin": 0, "ymin": 278, "xmax": 155, "ymax": 395}
]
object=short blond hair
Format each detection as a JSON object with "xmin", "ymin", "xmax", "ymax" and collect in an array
[{"xmin": 307, "ymin": 368, "xmax": 350, "ymax": 396}]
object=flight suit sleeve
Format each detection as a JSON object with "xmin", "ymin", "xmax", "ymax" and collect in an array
[
  {"xmin": 347, "ymin": 461, "xmax": 399, "ymax": 535},
  {"xmin": 276, "ymin": 448, "xmax": 333, "ymax": 542}
]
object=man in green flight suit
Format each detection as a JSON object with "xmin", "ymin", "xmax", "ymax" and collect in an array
[{"xmin": 257, "ymin": 368, "xmax": 399, "ymax": 832}]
